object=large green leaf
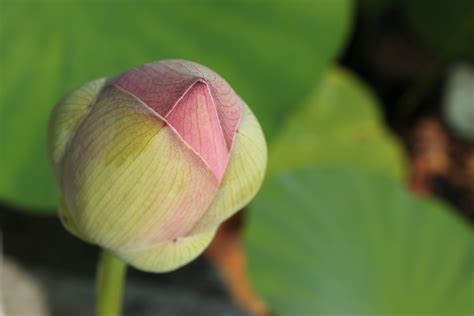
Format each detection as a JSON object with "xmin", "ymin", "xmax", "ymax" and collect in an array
[
  {"xmin": 246, "ymin": 168, "xmax": 474, "ymax": 315},
  {"xmin": 270, "ymin": 67, "xmax": 405, "ymax": 179},
  {"xmin": 0, "ymin": 0, "xmax": 352, "ymax": 211}
]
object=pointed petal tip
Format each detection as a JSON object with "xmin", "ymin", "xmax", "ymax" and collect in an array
[{"xmin": 166, "ymin": 81, "xmax": 232, "ymax": 182}]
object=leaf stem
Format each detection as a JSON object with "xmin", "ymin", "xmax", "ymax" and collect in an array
[{"xmin": 96, "ymin": 249, "xmax": 127, "ymax": 316}]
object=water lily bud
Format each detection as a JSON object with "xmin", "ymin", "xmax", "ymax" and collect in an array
[{"xmin": 47, "ymin": 60, "xmax": 267, "ymax": 272}]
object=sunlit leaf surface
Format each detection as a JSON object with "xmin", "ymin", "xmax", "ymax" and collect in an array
[{"xmin": 270, "ymin": 67, "xmax": 405, "ymax": 179}]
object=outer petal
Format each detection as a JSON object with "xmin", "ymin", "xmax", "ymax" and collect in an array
[
  {"xmin": 189, "ymin": 103, "xmax": 267, "ymax": 234},
  {"xmin": 110, "ymin": 60, "xmax": 242, "ymax": 178},
  {"xmin": 110, "ymin": 60, "xmax": 241, "ymax": 148},
  {"xmin": 114, "ymin": 227, "xmax": 217, "ymax": 273},
  {"xmin": 58, "ymin": 196, "xmax": 86, "ymax": 241},
  {"xmin": 60, "ymin": 85, "xmax": 219, "ymax": 250},
  {"xmin": 47, "ymin": 78, "xmax": 106, "ymax": 177}
]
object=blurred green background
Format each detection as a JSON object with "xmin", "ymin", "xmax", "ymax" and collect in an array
[{"xmin": 1, "ymin": 0, "xmax": 473, "ymax": 315}]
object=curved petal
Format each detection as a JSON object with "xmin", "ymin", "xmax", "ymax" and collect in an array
[
  {"xmin": 166, "ymin": 81, "xmax": 229, "ymax": 181},
  {"xmin": 189, "ymin": 104, "xmax": 267, "ymax": 234},
  {"xmin": 47, "ymin": 78, "xmax": 106, "ymax": 177},
  {"xmin": 109, "ymin": 60, "xmax": 244, "ymax": 182},
  {"xmin": 110, "ymin": 59, "xmax": 241, "ymax": 152},
  {"xmin": 58, "ymin": 196, "xmax": 89, "ymax": 242},
  {"xmin": 60, "ymin": 85, "xmax": 219, "ymax": 250},
  {"xmin": 114, "ymin": 227, "xmax": 217, "ymax": 273}
]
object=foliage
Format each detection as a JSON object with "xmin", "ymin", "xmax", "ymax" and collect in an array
[
  {"xmin": 246, "ymin": 168, "xmax": 474, "ymax": 315},
  {"xmin": 269, "ymin": 67, "xmax": 405, "ymax": 179},
  {"xmin": 0, "ymin": 0, "xmax": 352, "ymax": 211},
  {"xmin": 245, "ymin": 68, "xmax": 474, "ymax": 315}
]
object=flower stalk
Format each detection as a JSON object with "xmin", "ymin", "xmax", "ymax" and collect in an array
[{"xmin": 96, "ymin": 250, "xmax": 127, "ymax": 316}]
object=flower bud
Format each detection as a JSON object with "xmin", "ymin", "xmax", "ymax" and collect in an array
[{"xmin": 47, "ymin": 60, "xmax": 267, "ymax": 272}]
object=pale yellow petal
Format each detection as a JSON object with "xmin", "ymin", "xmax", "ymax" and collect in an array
[
  {"xmin": 58, "ymin": 196, "xmax": 89, "ymax": 242},
  {"xmin": 114, "ymin": 227, "xmax": 217, "ymax": 273},
  {"xmin": 189, "ymin": 104, "xmax": 267, "ymax": 234},
  {"xmin": 47, "ymin": 78, "xmax": 106, "ymax": 176},
  {"xmin": 60, "ymin": 86, "xmax": 219, "ymax": 250}
]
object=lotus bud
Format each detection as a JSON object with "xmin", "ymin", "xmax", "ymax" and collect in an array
[{"xmin": 47, "ymin": 60, "xmax": 267, "ymax": 272}]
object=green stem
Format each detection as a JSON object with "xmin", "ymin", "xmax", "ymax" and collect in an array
[{"xmin": 96, "ymin": 249, "xmax": 127, "ymax": 316}]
